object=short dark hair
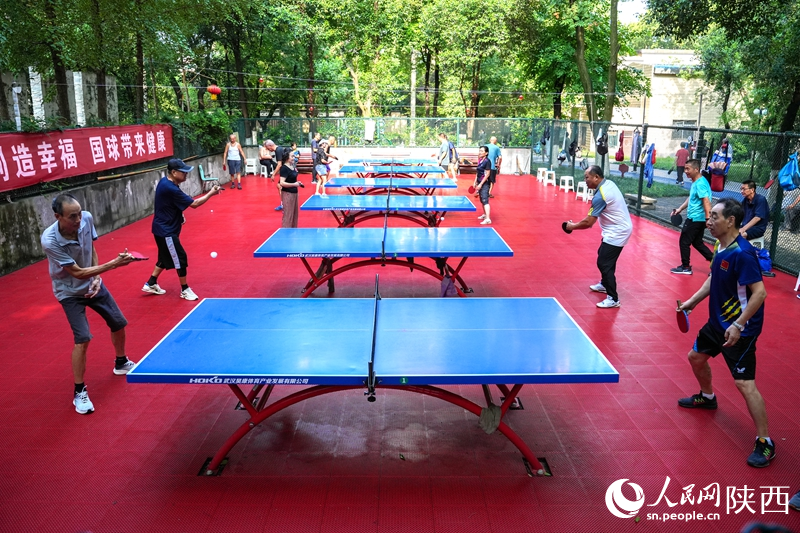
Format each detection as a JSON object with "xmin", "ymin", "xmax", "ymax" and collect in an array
[
  {"xmin": 280, "ymin": 148, "xmax": 291, "ymax": 163},
  {"xmin": 479, "ymin": 145, "xmax": 489, "ymax": 153},
  {"xmin": 686, "ymin": 159, "xmax": 701, "ymax": 171},
  {"xmin": 439, "ymin": 133, "xmax": 448, "ymax": 139},
  {"xmin": 742, "ymin": 180, "xmax": 756, "ymax": 190},
  {"xmin": 52, "ymin": 193, "xmax": 78, "ymax": 214},
  {"xmin": 717, "ymin": 197, "xmax": 744, "ymax": 228},
  {"xmin": 587, "ymin": 165, "xmax": 604, "ymax": 180}
]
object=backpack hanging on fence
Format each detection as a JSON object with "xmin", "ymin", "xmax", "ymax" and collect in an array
[
  {"xmin": 708, "ymin": 140, "xmax": 732, "ymax": 193},
  {"xmin": 778, "ymin": 153, "xmax": 800, "ymax": 191},
  {"xmin": 757, "ymin": 248, "xmax": 772, "ymax": 273}
]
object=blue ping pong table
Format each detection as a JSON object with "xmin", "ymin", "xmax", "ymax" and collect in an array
[
  {"xmin": 347, "ymin": 158, "xmax": 437, "ymax": 166},
  {"xmin": 301, "ymin": 194, "xmax": 476, "ymax": 227},
  {"xmin": 254, "ymin": 227, "xmax": 512, "ymax": 297},
  {"xmin": 325, "ymin": 177, "xmax": 456, "ymax": 196},
  {"xmin": 127, "ymin": 296, "xmax": 619, "ymax": 476},
  {"xmin": 339, "ymin": 165, "xmax": 446, "ymax": 179}
]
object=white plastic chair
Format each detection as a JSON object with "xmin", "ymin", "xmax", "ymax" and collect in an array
[
  {"xmin": 260, "ymin": 165, "xmax": 269, "ymax": 178},
  {"xmin": 245, "ymin": 158, "xmax": 258, "ymax": 175},
  {"xmin": 559, "ymin": 176, "xmax": 574, "ymax": 193},
  {"xmin": 545, "ymin": 171, "xmax": 557, "ymax": 186},
  {"xmin": 537, "ymin": 168, "xmax": 547, "ymax": 182},
  {"xmin": 749, "ymin": 236, "xmax": 765, "ymax": 249}
]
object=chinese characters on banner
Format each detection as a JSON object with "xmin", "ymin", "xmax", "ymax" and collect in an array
[{"xmin": 0, "ymin": 124, "xmax": 174, "ymax": 193}]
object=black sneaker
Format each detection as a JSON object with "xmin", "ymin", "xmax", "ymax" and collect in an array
[
  {"xmin": 237, "ymin": 184, "xmax": 242, "ymax": 190},
  {"xmin": 670, "ymin": 265, "xmax": 693, "ymax": 275},
  {"xmin": 747, "ymin": 438, "xmax": 775, "ymax": 468},
  {"xmin": 230, "ymin": 182, "xmax": 236, "ymax": 189},
  {"xmin": 678, "ymin": 392, "xmax": 718, "ymax": 409}
]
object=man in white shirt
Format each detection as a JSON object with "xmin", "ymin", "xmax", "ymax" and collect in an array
[{"xmin": 564, "ymin": 165, "xmax": 633, "ymax": 308}]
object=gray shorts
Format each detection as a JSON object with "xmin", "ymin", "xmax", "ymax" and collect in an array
[
  {"xmin": 227, "ymin": 159, "xmax": 242, "ymax": 176},
  {"xmin": 59, "ymin": 285, "xmax": 128, "ymax": 344}
]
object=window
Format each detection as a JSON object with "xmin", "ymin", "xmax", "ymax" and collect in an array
[{"xmin": 672, "ymin": 120, "xmax": 696, "ymax": 140}]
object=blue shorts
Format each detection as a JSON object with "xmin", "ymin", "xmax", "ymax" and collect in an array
[
  {"xmin": 60, "ymin": 285, "xmax": 128, "ymax": 344},
  {"xmin": 227, "ymin": 159, "xmax": 242, "ymax": 176},
  {"xmin": 315, "ymin": 164, "xmax": 328, "ymax": 176}
]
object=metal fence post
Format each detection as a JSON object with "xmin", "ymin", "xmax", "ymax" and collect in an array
[{"xmin": 635, "ymin": 124, "xmax": 648, "ymax": 217}]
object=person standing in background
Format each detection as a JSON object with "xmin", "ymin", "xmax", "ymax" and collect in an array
[
  {"xmin": 675, "ymin": 142, "xmax": 690, "ymax": 185},
  {"xmin": 223, "ymin": 134, "xmax": 246, "ymax": 190}
]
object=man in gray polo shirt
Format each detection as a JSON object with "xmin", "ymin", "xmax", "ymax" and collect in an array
[{"xmin": 41, "ymin": 194, "xmax": 136, "ymax": 414}]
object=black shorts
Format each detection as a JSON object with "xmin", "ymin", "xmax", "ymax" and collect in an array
[
  {"xmin": 155, "ymin": 235, "xmax": 188, "ymax": 270},
  {"xmin": 694, "ymin": 322, "xmax": 758, "ymax": 380},
  {"xmin": 60, "ymin": 285, "xmax": 128, "ymax": 344},
  {"xmin": 489, "ymin": 169, "xmax": 497, "ymax": 184}
]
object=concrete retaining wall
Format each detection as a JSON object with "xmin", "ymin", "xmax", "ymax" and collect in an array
[{"xmin": 0, "ymin": 153, "xmax": 227, "ymax": 276}]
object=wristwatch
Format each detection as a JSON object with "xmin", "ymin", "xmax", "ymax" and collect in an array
[{"xmin": 731, "ymin": 321, "xmax": 745, "ymax": 332}]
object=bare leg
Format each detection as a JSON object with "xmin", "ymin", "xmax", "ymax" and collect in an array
[
  {"xmin": 111, "ymin": 328, "xmax": 126, "ymax": 358},
  {"xmin": 688, "ymin": 350, "xmax": 713, "ymax": 394},
  {"xmin": 72, "ymin": 342, "xmax": 89, "ymax": 384},
  {"xmin": 484, "ymin": 204, "xmax": 491, "ymax": 221},
  {"xmin": 736, "ymin": 380, "xmax": 769, "ymax": 437}
]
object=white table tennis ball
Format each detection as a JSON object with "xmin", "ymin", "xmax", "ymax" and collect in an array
[
  {"xmin": 210, "ymin": 209, "xmax": 213, "ymax": 213},
  {"xmin": 210, "ymin": 252, "xmax": 218, "ymax": 258}
]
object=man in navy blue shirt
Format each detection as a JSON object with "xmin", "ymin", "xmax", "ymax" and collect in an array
[
  {"xmin": 739, "ymin": 180, "xmax": 769, "ymax": 240},
  {"xmin": 142, "ymin": 159, "xmax": 220, "ymax": 301},
  {"xmin": 677, "ymin": 198, "xmax": 771, "ymax": 468}
]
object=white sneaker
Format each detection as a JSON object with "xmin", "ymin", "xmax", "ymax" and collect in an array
[
  {"xmin": 142, "ymin": 283, "xmax": 166, "ymax": 295},
  {"xmin": 478, "ymin": 214, "xmax": 486, "ymax": 220},
  {"xmin": 480, "ymin": 218, "xmax": 492, "ymax": 225},
  {"xmin": 589, "ymin": 283, "xmax": 607, "ymax": 293},
  {"xmin": 181, "ymin": 287, "xmax": 199, "ymax": 301},
  {"xmin": 113, "ymin": 358, "xmax": 136, "ymax": 375},
  {"xmin": 73, "ymin": 390, "xmax": 94, "ymax": 415},
  {"xmin": 596, "ymin": 297, "xmax": 621, "ymax": 308}
]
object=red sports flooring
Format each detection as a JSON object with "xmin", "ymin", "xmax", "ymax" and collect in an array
[{"xmin": 1, "ymin": 173, "xmax": 799, "ymax": 533}]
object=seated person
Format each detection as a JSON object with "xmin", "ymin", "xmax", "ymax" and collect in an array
[{"xmin": 739, "ymin": 180, "xmax": 769, "ymax": 240}]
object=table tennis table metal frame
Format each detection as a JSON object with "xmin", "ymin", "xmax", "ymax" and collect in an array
[{"xmin": 210, "ymin": 380, "xmax": 536, "ymax": 476}]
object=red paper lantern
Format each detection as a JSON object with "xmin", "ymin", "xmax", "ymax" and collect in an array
[
  {"xmin": 207, "ymin": 84, "xmax": 221, "ymax": 100},
  {"xmin": 518, "ymin": 94, "xmax": 524, "ymax": 101},
  {"xmin": 259, "ymin": 77, "xmax": 264, "ymax": 84}
]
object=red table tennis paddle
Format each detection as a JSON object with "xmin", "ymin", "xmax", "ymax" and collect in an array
[
  {"xmin": 468, "ymin": 185, "xmax": 476, "ymax": 194},
  {"xmin": 676, "ymin": 300, "xmax": 690, "ymax": 333},
  {"xmin": 129, "ymin": 251, "xmax": 149, "ymax": 261}
]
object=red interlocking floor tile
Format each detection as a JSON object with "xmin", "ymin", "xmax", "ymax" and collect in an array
[{"xmin": 1, "ymin": 172, "xmax": 799, "ymax": 532}]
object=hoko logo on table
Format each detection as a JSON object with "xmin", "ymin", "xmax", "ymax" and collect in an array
[{"xmin": 605, "ymin": 477, "xmax": 793, "ymax": 521}]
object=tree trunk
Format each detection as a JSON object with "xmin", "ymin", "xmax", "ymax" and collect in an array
[
  {"xmin": 0, "ymin": 76, "xmax": 9, "ymax": 122},
  {"xmin": 575, "ymin": 26, "xmax": 596, "ymax": 122},
  {"xmin": 423, "ymin": 47, "xmax": 431, "ymax": 117},
  {"xmin": 721, "ymin": 85, "xmax": 731, "ymax": 130},
  {"xmin": 469, "ymin": 58, "xmax": 482, "ymax": 117},
  {"xmin": 553, "ymin": 75, "xmax": 566, "ymax": 119},
  {"xmin": 43, "ymin": 0, "xmax": 70, "ymax": 124},
  {"xmin": 196, "ymin": 86, "xmax": 206, "ymax": 110},
  {"xmin": 307, "ymin": 38, "xmax": 315, "ymax": 117},
  {"xmin": 230, "ymin": 28, "xmax": 248, "ymax": 118},
  {"xmin": 779, "ymin": 80, "xmax": 800, "ymax": 134},
  {"xmin": 601, "ymin": 0, "xmax": 619, "ymax": 122},
  {"xmin": 170, "ymin": 76, "xmax": 185, "ymax": 110},
  {"xmin": 135, "ymin": 33, "xmax": 144, "ymax": 122},
  {"xmin": 90, "ymin": 0, "xmax": 107, "ymax": 121},
  {"xmin": 433, "ymin": 49, "xmax": 440, "ymax": 116}
]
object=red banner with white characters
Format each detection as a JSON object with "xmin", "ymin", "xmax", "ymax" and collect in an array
[{"xmin": 0, "ymin": 124, "xmax": 173, "ymax": 193}]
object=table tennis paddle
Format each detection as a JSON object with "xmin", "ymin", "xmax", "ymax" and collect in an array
[
  {"xmin": 670, "ymin": 212, "xmax": 683, "ymax": 227},
  {"xmin": 561, "ymin": 222, "xmax": 572, "ymax": 234},
  {"xmin": 468, "ymin": 185, "xmax": 476, "ymax": 194},
  {"xmin": 299, "ymin": 182, "xmax": 305, "ymax": 188},
  {"xmin": 676, "ymin": 300, "xmax": 690, "ymax": 333},
  {"xmin": 129, "ymin": 251, "xmax": 149, "ymax": 261}
]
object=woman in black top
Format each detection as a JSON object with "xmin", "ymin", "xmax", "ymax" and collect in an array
[
  {"xmin": 474, "ymin": 145, "xmax": 492, "ymax": 225},
  {"xmin": 279, "ymin": 149, "xmax": 303, "ymax": 228},
  {"xmin": 314, "ymin": 140, "xmax": 330, "ymax": 196}
]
